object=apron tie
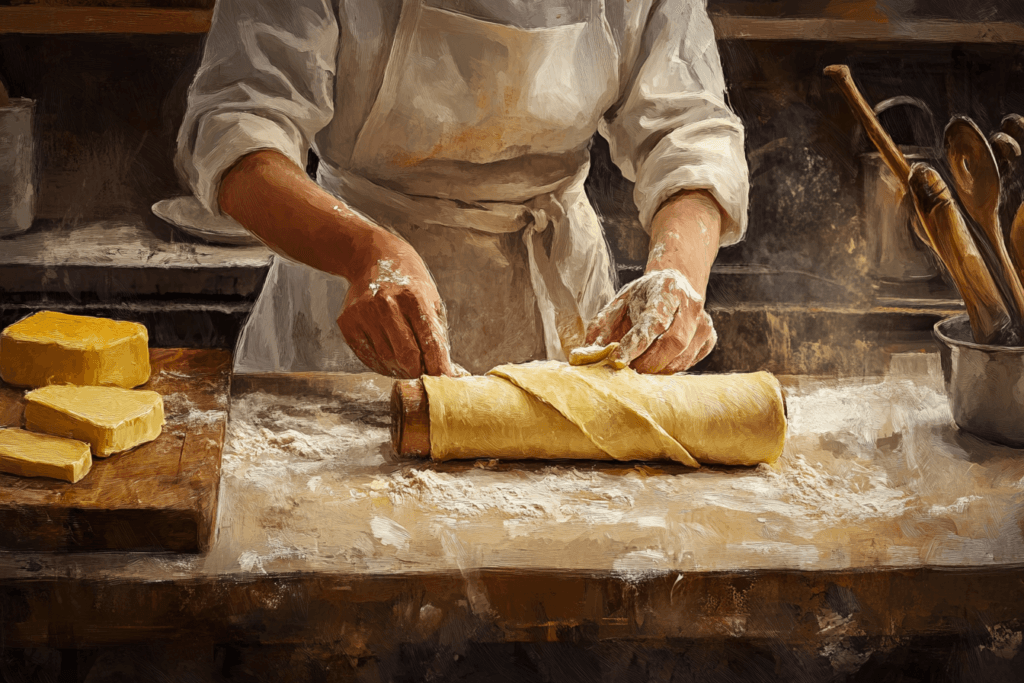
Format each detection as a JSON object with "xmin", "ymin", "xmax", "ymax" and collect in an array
[
  {"xmin": 524, "ymin": 194, "xmax": 587, "ymax": 360},
  {"xmin": 319, "ymin": 163, "xmax": 595, "ymax": 362}
]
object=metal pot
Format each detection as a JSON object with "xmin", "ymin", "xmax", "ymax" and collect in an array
[
  {"xmin": 934, "ymin": 313, "xmax": 1024, "ymax": 447},
  {"xmin": 858, "ymin": 96, "xmax": 939, "ymax": 283},
  {"xmin": 0, "ymin": 98, "xmax": 36, "ymax": 237}
]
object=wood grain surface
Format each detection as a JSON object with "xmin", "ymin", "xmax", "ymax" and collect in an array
[{"xmin": 0, "ymin": 348, "xmax": 230, "ymax": 553}]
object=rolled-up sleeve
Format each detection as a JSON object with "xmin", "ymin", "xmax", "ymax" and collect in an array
[
  {"xmin": 176, "ymin": 0, "xmax": 339, "ymax": 213},
  {"xmin": 599, "ymin": 0, "xmax": 748, "ymax": 245}
]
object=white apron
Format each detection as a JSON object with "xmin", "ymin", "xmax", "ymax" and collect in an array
[{"xmin": 234, "ymin": 0, "xmax": 620, "ymax": 375}]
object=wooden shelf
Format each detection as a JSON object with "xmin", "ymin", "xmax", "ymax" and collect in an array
[
  {"xmin": 0, "ymin": 7, "xmax": 1021, "ymax": 43},
  {"xmin": 0, "ymin": 7, "xmax": 212, "ymax": 34},
  {"xmin": 711, "ymin": 16, "xmax": 1024, "ymax": 43}
]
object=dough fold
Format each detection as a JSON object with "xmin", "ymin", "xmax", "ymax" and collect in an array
[{"xmin": 421, "ymin": 352, "xmax": 787, "ymax": 467}]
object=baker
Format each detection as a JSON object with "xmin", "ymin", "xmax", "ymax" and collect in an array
[{"xmin": 177, "ymin": 0, "xmax": 748, "ymax": 378}]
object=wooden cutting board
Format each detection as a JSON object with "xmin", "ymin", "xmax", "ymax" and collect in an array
[{"xmin": 0, "ymin": 348, "xmax": 230, "ymax": 553}]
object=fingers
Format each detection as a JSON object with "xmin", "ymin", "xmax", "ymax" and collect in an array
[
  {"xmin": 382, "ymin": 297, "xmax": 426, "ymax": 379},
  {"xmin": 659, "ymin": 311, "xmax": 717, "ymax": 375},
  {"xmin": 631, "ymin": 307, "xmax": 699, "ymax": 374},
  {"xmin": 585, "ymin": 292, "xmax": 630, "ymax": 346},
  {"xmin": 607, "ymin": 302, "xmax": 678, "ymax": 369},
  {"xmin": 339, "ymin": 291, "xmax": 459, "ymax": 379},
  {"xmin": 403, "ymin": 296, "xmax": 455, "ymax": 377}
]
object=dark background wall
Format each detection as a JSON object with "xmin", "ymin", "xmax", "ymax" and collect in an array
[{"xmin": 2, "ymin": 0, "xmax": 1024, "ymax": 309}]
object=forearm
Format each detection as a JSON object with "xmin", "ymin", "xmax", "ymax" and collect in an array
[
  {"xmin": 219, "ymin": 150, "xmax": 387, "ymax": 282},
  {"xmin": 645, "ymin": 190, "xmax": 722, "ymax": 296}
]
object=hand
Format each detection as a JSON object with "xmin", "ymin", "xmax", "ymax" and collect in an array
[
  {"xmin": 337, "ymin": 234, "xmax": 457, "ymax": 378},
  {"xmin": 584, "ymin": 269, "xmax": 716, "ymax": 374}
]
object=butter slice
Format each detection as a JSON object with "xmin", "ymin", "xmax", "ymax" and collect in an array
[
  {"xmin": 0, "ymin": 428, "xmax": 92, "ymax": 483},
  {"xmin": 24, "ymin": 385, "xmax": 165, "ymax": 457},
  {"xmin": 1, "ymin": 311, "xmax": 150, "ymax": 388}
]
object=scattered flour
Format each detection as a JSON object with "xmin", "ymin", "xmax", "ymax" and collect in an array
[
  {"xmin": 929, "ymin": 495, "xmax": 982, "ymax": 517},
  {"xmin": 162, "ymin": 392, "xmax": 227, "ymax": 428},
  {"xmin": 786, "ymin": 379, "xmax": 950, "ymax": 450},
  {"xmin": 368, "ymin": 258, "xmax": 411, "ymax": 296},
  {"xmin": 370, "ymin": 516, "xmax": 411, "ymax": 551},
  {"xmin": 237, "ymin": 536, "xmax": 309, "ymax": 574},
  {"xmin": 224, "ymin": 391, "xmax": 389, "ymax": 491},
  {"xmin": 612, "ymin": 549, "xmax": 670, "ymax": 581},
  {"xmin": 353, "ymin": 467, "xmax": 634, "ymax": 523}
]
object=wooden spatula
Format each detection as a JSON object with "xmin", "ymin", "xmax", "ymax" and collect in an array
[
  {"xmin": 824, "ymin": 65, "xmax": 1014, "ymax": 345},
  {"xmin": 945, "ymin": 116, "xmax": 1024, "ymax": 324}
]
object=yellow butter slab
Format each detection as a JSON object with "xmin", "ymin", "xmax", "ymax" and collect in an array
[
  {"xmin": 0, "ymin": 311, "xmax": 150, "ymax": 388},
  {"xmin": 0, "ymin": 428, "xmax": 92, "ymax": 483},
  {"xmin": 24, "ymin": 385, "xmax": 165, "ymax": 458}
]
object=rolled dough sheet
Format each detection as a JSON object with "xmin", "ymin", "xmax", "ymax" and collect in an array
[{"xmin": 421, "ymin": 349, "xmax": 787, "ymax": 467}]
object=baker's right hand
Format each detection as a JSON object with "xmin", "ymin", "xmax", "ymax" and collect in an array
[{"xmin": 337, "ymin": 234, "xmax": 457, "ymax": 379}]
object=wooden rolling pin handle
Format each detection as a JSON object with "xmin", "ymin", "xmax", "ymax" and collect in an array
[
  {"xmin": 824, "ymin": 65, "xmax": 912, "ymax": 188},
  {"xmin": 391, "ymin": 379, "xmax": 431, "ymax": 458}
]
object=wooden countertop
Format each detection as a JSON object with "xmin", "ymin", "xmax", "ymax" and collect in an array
[{"xmin": 1, "ymin": 353, "xmax": 1023, "ymax": 659}]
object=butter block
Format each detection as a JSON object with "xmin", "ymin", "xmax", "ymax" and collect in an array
[
  {"xmin": 24, "ymin": 385, "xmax": 165, "ymax": 457},
  {"xmin": 0, "ymin": 428, "xmax": 92, "ymax": 483},
  {"xmin": 1, "ymin": 311, "xmax": 150, "ymax": 388}
]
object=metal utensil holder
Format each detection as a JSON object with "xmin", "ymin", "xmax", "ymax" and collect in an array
[{"xmin": 857, "ymin": 96, "xmax": 940, "ymax": 284}]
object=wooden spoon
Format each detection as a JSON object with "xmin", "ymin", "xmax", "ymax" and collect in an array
[
  {"xmin": 944, "ymin": 116, "xmax": 1024, "ymax": 323},
  {"xmin": 1011, "ymin": 203, "xmax": 1024, "ymax": 277},
  {"xmin": 824, "ymin": 64, "xmax": 1013, "ymax": 344},
  {"xmin": 990, "ymin": 132, "xmax": 1021, "ymax": 178},
  {"xmin": 911, "ymin": 164, "xmax": 1015, "ymax": 344}
]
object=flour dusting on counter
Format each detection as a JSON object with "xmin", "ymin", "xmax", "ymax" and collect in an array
[
  {"xmin": 204, "ymin": 369, "xmax": 1024, "ymax": 576},
  {"xmin": 352, "ymin": 467, "xmax": 635, "ymax": 522},
  {"xmin": 163, "ymin": 392, "xmax": 226, "ymax": 428},
  {"xmin": 224, "ymin": 390, "xmax": 390, "ymax": 492}
]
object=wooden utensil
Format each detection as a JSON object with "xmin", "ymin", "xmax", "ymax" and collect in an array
[
  {"xmin": 999, "ymin": 114, "xmax": 1024, "ymax": 241},
  {"xmin": 990, "ymin": 132, "xmax": 1021, "ymax": 177},
  {"xmin": 1011, "ymin": 203, "xmax": 1024, "ymax": 276},
  {"xmin": 824, "ymin": 65, "xmax": 1013, "ymax": 345},
  {"xmin": 823, "ymin": 66, "xmax": 912, "ymax": 191},
  {"xmin": 908, "ymin": 165, "xmax": 1014, "ymax": 344},
  {"xmin": 1002, "ymin": 114, "xmax": 1024, "ymax": 147},
  {"xmin": 944, "ymin": 116, "xmax": 1024, "ymax": 323}
]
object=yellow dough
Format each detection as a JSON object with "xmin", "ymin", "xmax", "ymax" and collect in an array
[
  {"xmin": 0, "ymin": 311, "xmax": 150, "ymax": 389},
  {"xmin": 421, "ymin": 346, "xmax": 787, "ymax": 467},
  {"xmin": 0, "ymin": 428, "xmax": 92, "ymax": 483},
  {"xmin": 24, "ymin": 385, "xmax": 165, "ymax": 457}
]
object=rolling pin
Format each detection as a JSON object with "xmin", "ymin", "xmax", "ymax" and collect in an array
[
  {"xmin": 824, "ymin": 65, "xmax": 1014, "ymax": 345},
  {"xmin": 391, "ymin": 368, "xmax": 788, "ymax": 466},
  {"xmin": 391, "ymin": 379, "xmax": 431, "ymax": 457}
]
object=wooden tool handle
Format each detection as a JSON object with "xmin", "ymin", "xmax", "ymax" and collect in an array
[
  {"xmin": 0, "ymin": 80, "xmax": 9, "ymax": 108},
  {"xmin": 1011, "ymin": 203, "xmax": 1024, "ymax": 277},
  {"xmin": 391, "ymin": 379, "xmax": 431, "ymax": 457},
  {"xmin": 824, "ymin": 64, "xmax": 912, "ymax": 187},
  {"xmin": 991, "ymin": 132, "xmax": 1021, "ymax": 173},
  {"xmin": 909, "ymin": 164, "xmax": 1014, "ymax": 344},
  {"xmin": 1002, "ymin": 114, "xmax": 1024, "ymax": 148}
]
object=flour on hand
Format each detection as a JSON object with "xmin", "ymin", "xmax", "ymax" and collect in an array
[{"xmin": 368, "ymin": 258, "xmax": 412, "ymax": 296}]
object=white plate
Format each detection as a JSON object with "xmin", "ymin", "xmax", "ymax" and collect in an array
[{"xmin": 152, "ymin": 196, "xmax": 264, "ymax": 246}]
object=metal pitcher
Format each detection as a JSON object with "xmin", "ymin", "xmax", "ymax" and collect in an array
[{"xmin": 858, "ymin": 96, "xmax": 939, "ymax": 283}]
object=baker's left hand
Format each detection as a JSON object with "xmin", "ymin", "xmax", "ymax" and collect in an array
[{"xmin": 584, "ymin": 269, "xmax": 716, "ymax": 374}]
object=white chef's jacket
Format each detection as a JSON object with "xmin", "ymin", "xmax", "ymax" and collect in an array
[{"xmin": 177, "ymin": 0, "xmax": 748, "ymax": 375}]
